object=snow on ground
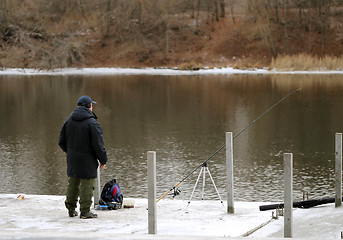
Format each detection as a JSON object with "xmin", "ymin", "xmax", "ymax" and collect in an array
[
  {"xmin": 0, "ymin": 194, "xmax": 271, "ymax": 239},
  {"xmin": 0, "ymin": 67, "xmax": 268, "ymax": 75},
  {"xmin": 0, "ymin": 194, "xmax": 343, "ymax": 239},
  {"xmin": 252, "ymin": 202, "xmax": 343, "ymax": 239},
  {"xmin": 0, "ymin": 67, "xmax": 343, "ymax": 76}
]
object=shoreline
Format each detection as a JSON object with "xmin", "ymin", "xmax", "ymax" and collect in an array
[
  {"xmin": 0, "ymin": 193, "xmax": 341, "ymax": 239},
  {"xmin": 0, "ymin": 67, "xmax": 343, "ymax": 76},
  {"xmin": 0, "ymin": 193, "xmax": 274, "ymax": 239}
]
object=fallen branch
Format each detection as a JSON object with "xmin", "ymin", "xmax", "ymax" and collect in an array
[{"xmin": 241, "ymin": 217, "xmax": 274, "ymax": 237}]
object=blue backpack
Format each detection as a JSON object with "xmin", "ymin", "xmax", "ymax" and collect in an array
[{"xmin": 100, "ymin": 179, "xmax": 123, "ymax": 206}]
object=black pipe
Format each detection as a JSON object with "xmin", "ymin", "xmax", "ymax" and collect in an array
[{"xmin": 259, "ymin": 197, "xmax": 338, "ymax": 211}]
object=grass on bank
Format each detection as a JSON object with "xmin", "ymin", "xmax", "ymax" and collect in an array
[
  {"xmin": 270, "ymin": 54, "xmax": 343, "ymax": 71},
  {"xmin": 177, "ymin": 54, "xmax": 343, "ymax": 71}
]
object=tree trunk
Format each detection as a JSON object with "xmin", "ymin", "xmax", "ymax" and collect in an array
[
  {"xmin": 274, "ymin": 0, "xmax": 279, "ymax": 23},
  {"xmin": 214, "ymin": 0, "xmax": 219, "ymax": 22},
  {"xmin": 0, "ymin": 0, "xmax": 12, "ymax": 26},
  {"xmin": 228, "ymin": 0, "xmax": 235, "ymax": 23},
  {"xmin": 137, "ymin": 1, "xmax": 142, "ymax": 32},
  {"xmin": 165, "ymin": 1, "xmax": 169, "ymax": 61},
  {"xmin": 284, "ymin": 0, "xmax": 290, "ymax": 53},
  {"xmin": 298, "ymin": 7, "xmax": 302, "ymax": 25},
  {"xmin": 207, "ymin": 0, "xmax": 211, "ymax": 24},
  {"xmin": 196, "ymin": 0, "xmax": 200, "ymax": 27},
  {"xmin": 191, "ymin": 0, "xmax": 195, "ymax": 18},
  {"xmin": 0, "ymin": 1, "xmax": 7, "ymax": 18},
  {"xmin": 219, "ymin": 0, "xmax": 225, "ymax": 18}
]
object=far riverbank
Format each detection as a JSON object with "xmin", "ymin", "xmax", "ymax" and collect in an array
[{"xmin": 1, "ymin": 67, "xmax": 343, "ymax": 76}]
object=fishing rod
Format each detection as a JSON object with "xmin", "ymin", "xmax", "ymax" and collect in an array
[{"xmin": 156, "ymin": 88, "xmax": 301, "ymax": 202}]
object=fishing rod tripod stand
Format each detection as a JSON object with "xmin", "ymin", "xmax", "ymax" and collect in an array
[{"xmin": 187, "ymin": 162, "xmax": 224, "ymax": 206}]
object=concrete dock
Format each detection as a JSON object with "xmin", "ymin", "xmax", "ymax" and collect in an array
[{"xmin": 0, "ymin": 194, "xmax": 342, "ymax": 239}]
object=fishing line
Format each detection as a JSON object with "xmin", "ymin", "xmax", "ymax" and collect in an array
[{"xmin": 156, "ymin": 88, "xmax": 302, "ymax": 202}]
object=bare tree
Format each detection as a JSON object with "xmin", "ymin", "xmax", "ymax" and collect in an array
[
  {"xmin": 196, "ymin": 0, "xmax": 201, "ymax": 26},
  {"xmin": 219, "ymin": 0, "xmax": 225, "ymax": 18},
  {"xmin": 227, "ymin": 0, "xmax": 235, "ymax": 23},
  {"xmin": 214, "ymin": 0, "xmax": 219, "ymax": 22},
  {"xmin": 0, "ymin": 1, "xmax": 8, "ymax": 26},
  {"xmin": 282, "ymin": 0, "xmax": 290, "ymax": 53}
]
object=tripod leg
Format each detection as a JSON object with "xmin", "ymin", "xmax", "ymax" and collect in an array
[
  {"xmin": 188, "ymin": 167, "xmax": 203, "ymax": 206},
  {"xmin": 201, "ymin": 166, "xmax": 206, "ymax": 201},
  {"xmin": 206, "ymin": 167, "xmax": 224, "ymax": 206}
]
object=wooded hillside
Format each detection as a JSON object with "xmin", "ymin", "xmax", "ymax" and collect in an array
[{"xmin": 1, "ymin": 0, "xmax": 343, "ymax": 69}]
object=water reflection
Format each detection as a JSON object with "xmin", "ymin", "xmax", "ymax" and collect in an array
[{"xmin": 0, "ymin": 73, "xmax": 342, "ymax": 202}]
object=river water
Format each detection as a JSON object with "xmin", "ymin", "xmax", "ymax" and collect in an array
[{"xmin": 0, "ymin": 72, "xmax": 342, "ymax": 202}]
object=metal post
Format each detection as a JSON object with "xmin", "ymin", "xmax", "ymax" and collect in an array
[
  {"xmin": 94, "ymin": 163, "xmax": 101, "ymax": 208},
  {"xmin": 335, "ymin": 133, "xmax": 342, "ymax": 208},
  {"xmin": 147, "ymin": 151, "xmax": 157, "ymax": 234},
  {"xmin": 284, "ymin": 153, "xmax": 293, "ymax": 238},
  {"xmin": 226, "ymin": 132, "xmax": 234, "ymax": 213},
  {"xmin": 201, "ymin": 164, "xmax": 206, "ymax": 200}
]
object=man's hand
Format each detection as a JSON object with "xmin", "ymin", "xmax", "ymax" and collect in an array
[{"xmin": 100, "ymin": 164, "xmax": 106, "ymax": 170}]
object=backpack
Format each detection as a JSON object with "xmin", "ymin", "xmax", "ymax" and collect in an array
[{"xmin": 100, "ymin": 179, "xmax": 123, "ymax": 207}]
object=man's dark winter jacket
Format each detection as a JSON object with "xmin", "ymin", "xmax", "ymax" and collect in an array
[{"xmin": 59, "ymin": 106, "xmax": 108, "ymax": 179}]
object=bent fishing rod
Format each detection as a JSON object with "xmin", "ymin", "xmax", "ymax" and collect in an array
[{"xmin": 156, "ymin": 88, "xmax": 301, "ymax": 202}]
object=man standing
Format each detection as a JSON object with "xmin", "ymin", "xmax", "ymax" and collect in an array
[{"xmin": 59, "ymin": 95, "xmax": 108, "ymax": 219}]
